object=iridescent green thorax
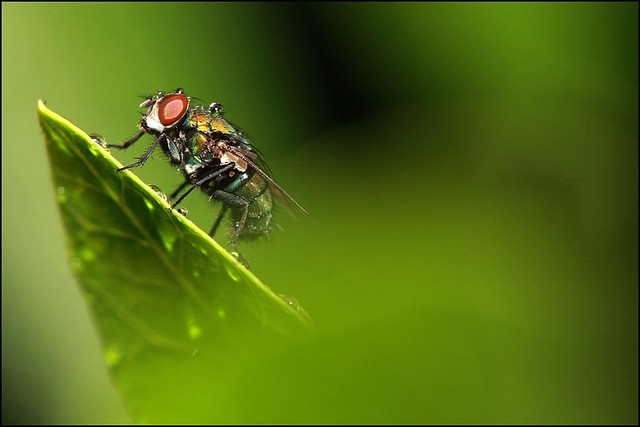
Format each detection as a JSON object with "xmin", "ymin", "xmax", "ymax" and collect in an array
[
  {"xmin": 183, "ymin": 107, "xmax": 238, "ymax": 139},
  {"xmin": 181, "ymin": 107, "xmax": 251, "ymax": 166}
]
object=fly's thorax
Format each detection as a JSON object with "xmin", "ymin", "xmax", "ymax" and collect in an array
[
  {"xmin": 186, "ymin": 133, "xmax": 251, "ymax": 178},
  {"xmin": 186, "ymin": 130, "xmax": 218, "ymax": 162},
  {"xmin": 208, "ymin": 115, "xmax": 237, "ymax": 135},
  {"xmin": 182, "ymin": 109, "xmax": 220, "ymax": 161},
  {"xmin": 183, "ymin": 107, "xmax": 237, "ymax": 143},
  {"xmin": 184, "ymin": 107, "xmax": 213, "ymax": 134}
]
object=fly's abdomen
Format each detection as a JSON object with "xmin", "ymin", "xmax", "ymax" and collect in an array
[{"xmin": 230, "ymin": 173, "xmax": 273, "ymax": 241}]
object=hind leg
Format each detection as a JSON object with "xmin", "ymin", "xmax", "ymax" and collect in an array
[
  {"xmin": 209, "ymin": 190, "xmax": 249, "ymax": 252},
  {"xmin": 168, "ymin": 164, "xmax": 235, "ymax": 211},
  {"xmin": 209, "ymin": 205, "xmax": 228, "ymax": 238},
  {"xmin": 168, "ymin": 180, "xmax": 190, "ymax": 201}
]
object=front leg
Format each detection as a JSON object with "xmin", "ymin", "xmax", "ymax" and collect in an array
[
  {"xmin": 107, "ymin": 130, "xmax": 145, "ymax": 150},
  {"xmin": 116, "ymin": 133, "xmax": 166, "ymax": 172}
]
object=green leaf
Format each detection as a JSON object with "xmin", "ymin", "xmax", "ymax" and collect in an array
[{"xmin": 38, "ymin": 100, "xmax": 311, "ymax": 423}]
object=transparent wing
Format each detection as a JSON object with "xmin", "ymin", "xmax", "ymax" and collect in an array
[{"xmin": 224, "ymin": 144, "xmax": 314, "ymax": 222}]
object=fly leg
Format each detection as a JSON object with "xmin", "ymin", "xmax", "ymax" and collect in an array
[
  {"xmin": 208, "ymin": 190, "xmax": 250, "ymax": 252},
  {"xmin": 107, "ymin": 130, "xmax": 145, "ymax": 150},
  {"xmin": 209, "ymin": 205, "xmax": 229, "ymax": 238},
  {"xmin": 168, "ymin": 164, "xmax": 235, "ymax": 211},
  {"xmin": 168, "ymin": 180, "xmax": 190, "ymax": 201},
  {"xmin": 116, "ymin": 133, "xmax": 166, "ymax": 172},
  {"xmin": 167, "ymin": 179, "xmax": 231, "ymax": 238}
]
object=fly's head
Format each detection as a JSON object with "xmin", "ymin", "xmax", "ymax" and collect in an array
[{"xmin": 139, "ymin": 88, "xmax": 190, "ymax": 135}]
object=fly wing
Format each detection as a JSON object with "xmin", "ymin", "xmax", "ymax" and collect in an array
[
  {"xmin": 227, "ymin": 127, "xmax": 275, "ymax": 178},
  {"xmin": 243, "ymin": 143, "xmax": 274, "ymax": 178},
  {"xmin": 224, "ymin": 144, "xmax": 314, "ymax": 222}
]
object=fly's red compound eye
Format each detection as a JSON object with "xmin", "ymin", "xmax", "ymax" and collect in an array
[{"xmin": 157, "ymin": 94, "xmax": 188, "ymax": 126}]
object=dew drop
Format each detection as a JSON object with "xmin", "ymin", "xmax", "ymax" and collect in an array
[
  {"xmin": 157, "ymin": 223, "xmax": 177, "ymax": 252},
  {"xmin": 277, "ymin": 293, "xmax": 311, "ymax": 321},
  {"xmin": 56, "ymin": 186, "xmax": 67, "ymax": 204},
  {"xmin": 177, "ymin": 207, "xmax": 189, "ymax": 217},
  {"xmin": 208, "ymin": 102, "xmax": 225, "ymax": 116},
  {"xmin": 103, "ymin": 345, "xmax": 123, "ymax": 368},
  {"xmin": 149, "ymin": 185, "xmax": 168, "ymax": 202},
  {"xmin": 144, "ymin": 199, "xmax": 154, "ymax": 211},
  {"xmin": 187, "ymin": 322, "xmax": 202, "ymax": 340},
  {"xmin": 277, "ymin": 293, "xmax": 300, "ymax": 310},
  {"xmin": 78, "ymin": 246, "xmax": 96, "ymax": 263},
  {"xmin": 86, "ymin": 137, "xmax": 101, "ymax": 156},
  {"xmin": 231, "ymin": 251, "xmax": 251, "ymax": 270},
  {"xmin": 224, "ymin": 264, "xmax": 242, "ymax": 282},
  {"xmin": 89, "ymin": 133, "xmax": 108, "ymax": 148}
]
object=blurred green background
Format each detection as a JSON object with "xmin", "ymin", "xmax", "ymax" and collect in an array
[{"xmin": 2, "ymin": 2, "xmax": 637, "ymax": 424}]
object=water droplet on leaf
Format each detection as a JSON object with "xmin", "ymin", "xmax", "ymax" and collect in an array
[
  {"xmin": 187, "ymin": 320, "xmax": 202, "ymax": 340},
  {"xmin": 149, "ymin": 185, "xmax": 167, "ymax": 202},
  {"xmin": 224, "ymin": 263, "xmax": 242, "ymax": 282},
  {"xmin": 79, "ymin": 246, "xmax": 96, "ymax": 263},
  {"xmin": 231, "ymin": 251, "xmax": 251, "ymax": 270},
  {"xmin": 89, "ymin": 133, "xmax": 108, "ymax": 148},
  {"xmin": 103, "ymin": 345, "xmax": 123, "ymax": 368},
  {"xmin": 277, "ymin": 293, "xmax": 312, "ymax": 322},
  {"xmin": 56, "ymin": 186, "xmax": 67, "ymax": 203},
  {"xmin": 157, "ymin": 222, "xmax": 177, "ymax": 252}
]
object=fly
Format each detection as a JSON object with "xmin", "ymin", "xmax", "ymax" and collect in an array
[{"xmin": 108, "ymin": 88, "xmax": 311, "ymax": 253}]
